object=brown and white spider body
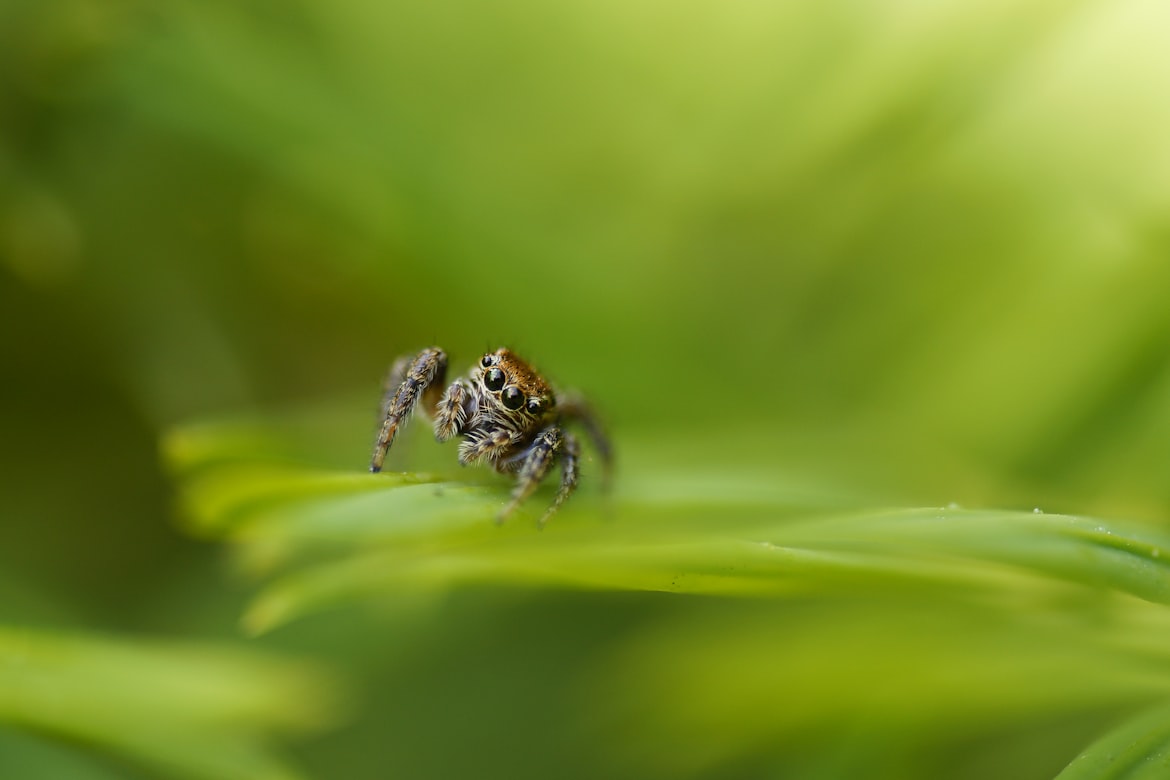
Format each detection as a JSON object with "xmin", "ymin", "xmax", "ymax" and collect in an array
[{"xmin": 370, "ymin": 347, "xmax": 610, "ymax": 525}]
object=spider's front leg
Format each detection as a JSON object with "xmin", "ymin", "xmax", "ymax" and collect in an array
[
  {"xmin": 370, "ymin": 347, "xmax": 447, "ymax": 473},
  {"xmin": 458, "ymin": 428, "xmax": 522, "ymax": 467}
]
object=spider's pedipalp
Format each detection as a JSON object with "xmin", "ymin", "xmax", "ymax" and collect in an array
[{"xmin": 434, "ymin": 378, "xmax": 474, "ymax": 442}]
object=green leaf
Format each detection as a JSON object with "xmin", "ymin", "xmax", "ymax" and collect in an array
[
  {"xmin": 1057, "ymin": 702, "xmax": 1170, "ymax": 780},
  {"xmin": 0, "ymin": 625, "xmax": 340, "ymax": 780},
  {"xmin": 165, "ymin": 410, "xmax": 1170, "ymax": 775},
  {"xmin": 165, "ymin": 413, "xmax": 1170, "ymax": 634}
]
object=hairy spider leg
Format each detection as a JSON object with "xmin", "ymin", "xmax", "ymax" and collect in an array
[
  {"xmin": 370, "ymin": 347, "xmax": 448, "ymax": 473},
  {"xmin": 434, "ymin": 378, "xmax": 475, "ymax": 442},
  {"xmin": 497, "ymin": 426, "xmax": 563, "ymax": 524},
  {"xmin": 458, "ymin": 428, "xmax": 520, "ymax": 466},
  {"xmin": 558, "ymin": 393, "xmax": 613, "ymax": 490},
  {"xmin": 378, "ymin": 355, "xmax": 413, "ymax": 424},
  {"xmin": 538, "ymin": 432, "xmax": 580, "ymax": 527}
]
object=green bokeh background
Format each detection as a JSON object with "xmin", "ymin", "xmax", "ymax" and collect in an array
[{"xmin": 4, "ymin": 0, "xmax": 1170, "ymax": 778}]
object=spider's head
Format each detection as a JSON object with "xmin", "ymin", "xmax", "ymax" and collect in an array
[{"xmin": 476, "ymin": 348, "xmax": 556, "ymax": 420}]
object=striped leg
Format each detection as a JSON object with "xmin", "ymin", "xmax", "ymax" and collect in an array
[
  {"xmin": 377, "ymin": 356, "xmax": 412, "ymax": 425},
  {"xmin": 558, "ymin": 393, "xmax": 612, "ymax": 490},
  {"xmin": 434, "ymin": 378, "xmax": 474, "ymax": 442},
  {"xmin": 370, "ymin": 347, "xmax": 447, "ymax": 473},
  {"xmin": 458, "ymin": 428, "xmax": 520, "ymax": 467},
  {"xmin": 539, "ymin": 432, "xmax": 579, "ymax": 527},
  {"xmin": 497, "ymin": 426, "xmax": 563, "ymax": 524}
]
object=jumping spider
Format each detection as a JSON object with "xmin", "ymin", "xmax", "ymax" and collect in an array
[{"xmin": 370, "ymin": 347, "xmax": 611, "ymax": 526}]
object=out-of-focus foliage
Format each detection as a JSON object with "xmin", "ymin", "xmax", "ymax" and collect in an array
[
  {"xmin": 0, "ymin": 626, "xmax": 338, "ymax": 780},
  {"xmin": 4, "ymin": 0, "xmax": 1170, "ymax": 777}
]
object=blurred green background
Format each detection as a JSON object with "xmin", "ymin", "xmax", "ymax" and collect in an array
[{"xmin": 4, "ymin": 0, "xmax": 1170, "ymax": 777}]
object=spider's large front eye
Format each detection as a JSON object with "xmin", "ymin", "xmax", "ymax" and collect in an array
[
  {"xmin": 484, "ymin": 368, "xmax": 505, "ymax": 391},
  {"xmin": 501, "ymin": 386, "xmax": 524, "ymax": 410}
]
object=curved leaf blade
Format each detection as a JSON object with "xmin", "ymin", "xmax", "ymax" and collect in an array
[{"xmin": 1058, "ymin": 702, "xmax": 1170, "ymax": 780}]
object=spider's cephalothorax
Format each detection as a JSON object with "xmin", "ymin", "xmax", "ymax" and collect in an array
[{"xmin": 370, "ymin": 347, "xmax": 611, "ymax": 525}]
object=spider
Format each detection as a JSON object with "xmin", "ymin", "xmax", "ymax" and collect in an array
[{"xmin": 369, "ymin": 347, "xmax": 611, "ymax": 526}]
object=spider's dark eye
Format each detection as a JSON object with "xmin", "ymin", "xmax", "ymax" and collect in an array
[
  {"xmin": 481, "ymin": 355, "xmax": 493, "ymax": 368},
  {"xmin": 484, "ymin": 368, "xmax": 505, "ymax": 391},
  {"xmin": 501, "ymin": 386, "xmax": 524, "ymax": 410},
  {"xmin": 526, "ymin": 398, "xmax": 544, "ymax": 415}
]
